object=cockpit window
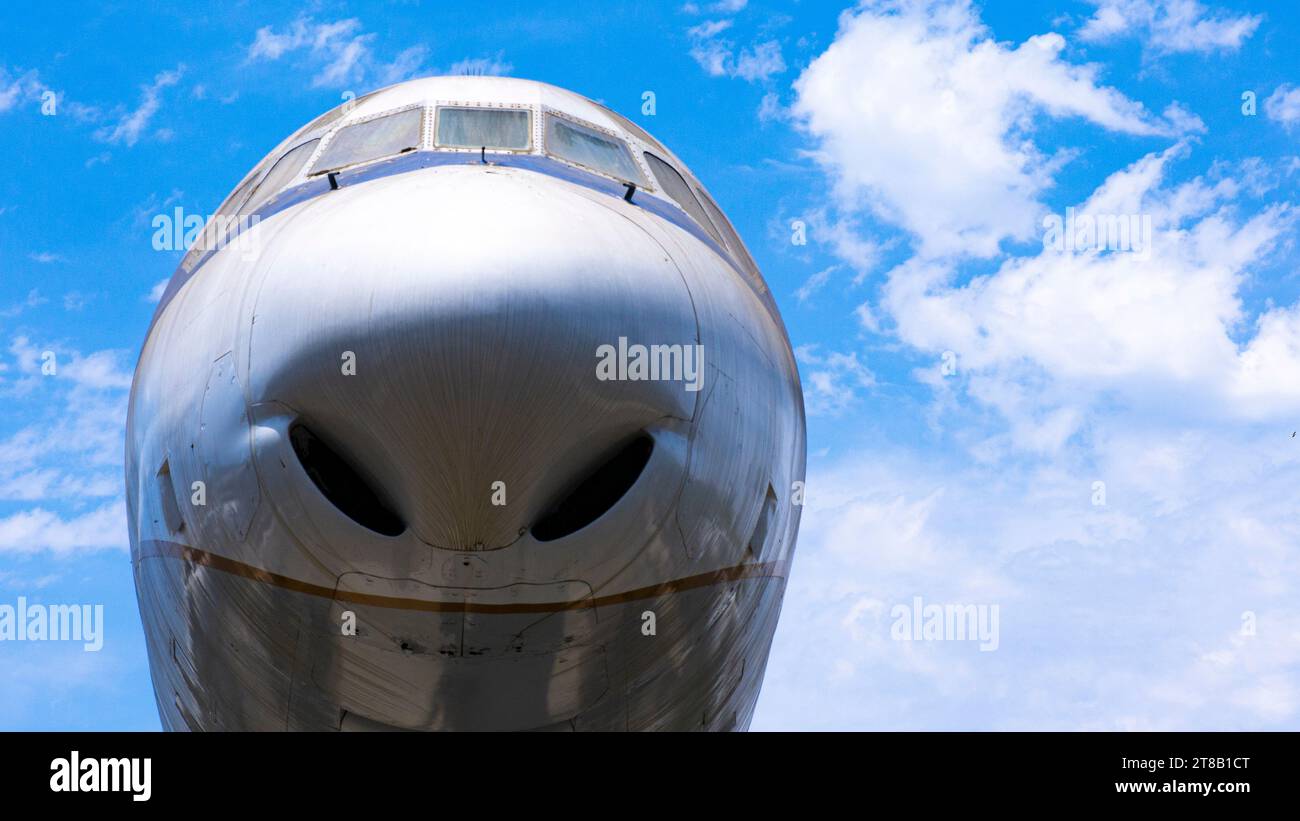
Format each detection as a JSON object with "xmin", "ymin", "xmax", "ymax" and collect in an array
[
  {"xmin": 187, "ymin": 167, "xmax": 261, "ymax": 263},
  {"xmin": 310, "ymin": 107, "xmax": 423, "ymax": 175},
  {"xmin": 241, "ymin": 139, "xmax": 320, "ymax": 215},
  {"xmin": 287, "ymin": 91, "xmax": 377, "ymax": 145},
  {"xmin": 594, "ymin": 103, "xmax": 670, "ymax": 156},
  {"xmin": 643, "ymin": 152, "xmax": 723, "ymax": 246},
  {"xmin": 545, "ymin": 115, "xmax": 645, "ymax": 185},
  {"xmin": 694, "ymin": 185, "xmax": 758, "ymax": 275},
  {"xmin": 436, "ymin": 106, "xmax": 531, "ymax": 150},
  {"xmin": 223, "ymin": 174, "xmax": 262, "ymax": 218}
]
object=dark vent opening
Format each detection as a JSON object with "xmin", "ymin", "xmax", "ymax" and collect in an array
[
  {"xmin": 155, "ymin": 460, "xmax": 185, "ymax": 535},
  {"xmin": 289, "ymin": 423, "xmax": 405, "ymax": 537},
  {"xmin": 532, "ymin": 435, "xmax": 654, "ymax": 542},
  {"xmin": 747, "ymin": 485, "xmax": 777, "ymax": 561}
]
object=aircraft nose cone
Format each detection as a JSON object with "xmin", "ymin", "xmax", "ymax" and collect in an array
[{"xmin": 245, "ymin": 166, "xmax": 700, "ymax": 552}]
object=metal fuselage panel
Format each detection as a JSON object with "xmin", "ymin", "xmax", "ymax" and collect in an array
[{"xmin": 127, "ymin": 109, "xmax": 805, "ymax": 732}]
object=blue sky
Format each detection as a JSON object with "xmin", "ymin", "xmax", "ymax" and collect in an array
[{"xmin": 2, "ymin": 0, "xmax": 1299, "ymax": 730}]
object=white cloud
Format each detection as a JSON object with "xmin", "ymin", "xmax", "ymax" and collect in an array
[
  {"xmin": 689, "ymin": 29, "xmax": 732, "ymax": 77},
  {"xmin": 0, "ymin": 503, "xmax": 127, "ymax": 555},
  {"xmin": 791, "ymin": 0, "xmax": 1192, "ymax": 258},
  {"xmin": 682, "ymin": 0, "xmax": 750, "ymax": 12},
  {"xmin": 734, "ymin": 40, "xmax": 787, "ymax": 82},
  {"xmin": 806, "ymin": 210, "xmax": 885, "ymax": 281},
  {"xmin": 762, "ymin": 0, "xmax": 1300, "ymax": 733},
  {"xmin": 684, "ymin": 1, "xmax": 751, "ymax": 16},
  {"xmin": 247, "ymin": 17, "xmax": 375, "ymax": 88},
  {"xmin": 94, "ymin": 66, "xmax": 183, "ymax": 147},
  {"xmin": 146, "ymin": 278, "xmax": 169, "ymax": 303},
  {"xmin": 60, "ymin": 350, "xmax": 134, "ymax": 391},
  {"xmin": 689, "ymin": 19, "xmax": 733, "ymax": 40},
  {"xmin": 378, "ymin": 45, "xmax": 430, "ymax": 86},
  {"xmin": 314, "ymin": 32, "xmax": 374, "ymax": 88},
  {"xmin": 1078, "ymin": 0, "xmax": 1261, "ymax": 54},
  {"xmin": 0, "ymin": 290, "xmax": 48, "ymax": 318},
  {"xmin": 246, "ymin": 16, "xmax": 437, "ymax": 89},
  {"xmin": 3, "ymin": 337, "xmax": 133, "ymax": 392},
  {"xmin": 446, "ymin": 54, "xmax": 513, "ymax": 77},
  {"xmin": 757, "ymin": 91, "xmax": 783, "ymax": 122},
  {"xmin": 879, "ymin": 145, "xmax": 1298, "ymax": 442},
  {"xmin": 0, "ymin": 67, "xmax": 120, "ymax": 140},
  {"xmin": 756, "ymin": 434, "xmax": 1300, "ymax": 729},
  {"xmin": 688, "ymin": 19, "xmax": 787, "ymax": 83},
  {"xmin": 0, "ymin": 337, "xmax": 130, "ymax": 557},
  {"xmin": 1265, "ymin": 84, "xmax": 1300, "ymax": 130},
  {"xmin": 248, "ymin": 23, "xmax": 303, "ymax": 61},
  {"xmin": 248, "ymin": 18, "xmax": 367, "ymax": 64},
  {"xmin": 0, "ymin": 468, "xmax": 118, "ymax": 501},
  {"xmin": 0, "ymin": 66, "xmax": 44, "ymax": 113},
  {"xmin": 1, "ymin": 337, "xmax": 131, "ymax": 489},
  {"xmin": 795, "ymin": 264, "xmax": 840, "ymax": 303},
  {"xmin": 796, "ymin": 344, "xmax": 876, "ymax": 415},
  {"xmin": 28, "ymin": 252, "xmax": 65, "ymax": 264}
]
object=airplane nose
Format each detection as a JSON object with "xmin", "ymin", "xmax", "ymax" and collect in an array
[{"xmin": 242, "ymin": 166, "xmax": 700, "ymax": 559}]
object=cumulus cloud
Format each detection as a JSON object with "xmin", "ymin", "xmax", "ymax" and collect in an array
[
  {"xmin": 791, "ymin": 0, "xmax": 1195, "ymax": 258},
  {"xmin": 756, "ymin": 433, "xmax": 1300, "ymax": 729},
  {"xmin": 759, "ymin": 0, "xmax": 1300, "ymax": 731},
  {"xmin": 880, "ymin": 145, "xmax": 1298, "ymax": 442},
  {"xmin": 1078, "ymin": 0, "xmax": 1261, "ymax": 54}
]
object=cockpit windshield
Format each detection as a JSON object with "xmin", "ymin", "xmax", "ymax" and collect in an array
[
  {"xmin": 241, "ymin": 139, "xmax": 320, "ymax": 215},
  {"xmin": 643, "ymin": 152, "xmax": 724, "ymax": 246},
  {"xmin": 310, "ymin": 107, "xmax": 423, "ymax": 175},
  {"xmin": 545, "ymin": 115, "xmax": 645, "ymax": 186},
  {"xmin": 436, "ymin": 106, "xmax": 531, "ymax": 150}
]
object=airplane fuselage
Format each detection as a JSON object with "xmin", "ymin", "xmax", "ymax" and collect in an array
[{"xmin": 127, "ymin": 77, "xmax": 805, "ymax": 731}]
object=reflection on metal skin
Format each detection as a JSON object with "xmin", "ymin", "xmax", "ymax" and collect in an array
[{"xmin": 126, "ymin": 76, "xmax": 806, "ymax": 731}]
